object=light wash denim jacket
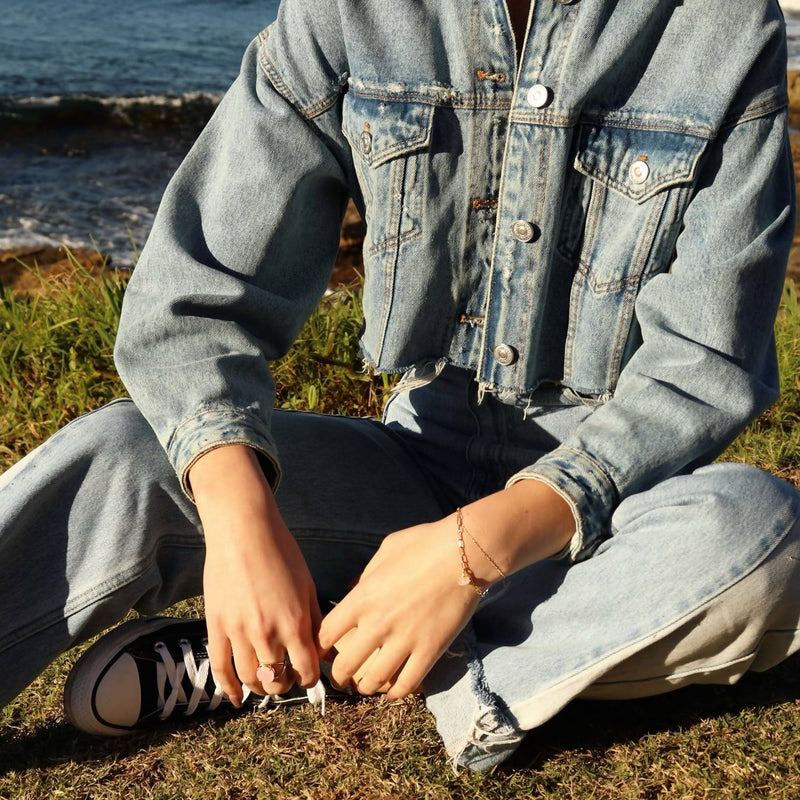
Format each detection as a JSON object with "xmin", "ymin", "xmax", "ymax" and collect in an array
[{"xmin": 115, "ymin": 0, "xmax": 794, "ymax": 560}]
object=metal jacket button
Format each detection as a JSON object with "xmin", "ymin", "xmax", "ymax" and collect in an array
[
  {"xmin": 629, "ymin": 159, "xmax": 650, "ymax": 184},
  {"xmin": 494, "ymin": 343, "xmax": 518, "ymax": 366},
  {"xmin": 526, "ymin": 84, "xmax": 552, "ymax": 108},
  {"xmin": 511, "ymin": 220, "xmax": 536, "ymax": 242},
  {"xmin": 359, "ymin": 130, "xmax": 373, "ymax": 155}
]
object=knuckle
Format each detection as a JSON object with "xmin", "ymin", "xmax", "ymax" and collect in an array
[
  {"xmin": 330, "ymin": 661, "xmax": 354, "ymax": 687},
  {"xmin": 284, "ymin": 617, "xmax": 306, "ymax": 641},
  {"xmin": 390, "ymin": 677, "xmax": 417, "ymax": 698},
  {"xmin": 250, "ymin": 617, "xmax": 278, "ymax": 642}
]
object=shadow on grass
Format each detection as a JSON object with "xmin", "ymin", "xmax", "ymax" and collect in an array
[
  {"xmin": 1, "ymin": 652, "xmax": 799, "ymax": 777},
  {"xmin": 505, "ymin": 650, "xmax": 800, "ymax": 771},
  {"xmin": 0, "ymin": 706, "xmax": 246, "ymax": 776}
]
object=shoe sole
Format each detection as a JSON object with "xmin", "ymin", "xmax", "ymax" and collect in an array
[{"xmin": 63, "ymin": 616, "xmax": 189, "ymax": 736}]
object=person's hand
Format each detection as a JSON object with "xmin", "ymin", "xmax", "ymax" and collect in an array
[
  {"xmin": 319, "ymin": 516, "xmax": 481, "ymax": 700},
  {"xmin": 190, "ymin": 445, "xmax": 322, "ymax": 704},
  {"xmin": 318, "ymin": 479, "xmax": 575, "ymax": 700}
]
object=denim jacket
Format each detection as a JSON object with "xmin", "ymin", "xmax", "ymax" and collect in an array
[{"xmin": 115, "ymin": 0, "xmax": 794, "ymax": 560}]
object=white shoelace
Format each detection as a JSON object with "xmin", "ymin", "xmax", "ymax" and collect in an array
[{"xmin": 153, "ymin": 639, "xmax": 327, "ymax": 719}]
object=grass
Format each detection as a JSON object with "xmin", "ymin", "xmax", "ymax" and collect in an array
[
  {"xmin": 1, "ymin": 260, "xmax": 800, "ymax": 799},
  {"xmin": 723, "ymin": 281, "xmax": 800, "ymax": 486}
]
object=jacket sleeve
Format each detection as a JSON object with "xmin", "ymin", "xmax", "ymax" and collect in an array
[
  {"xmin": 510, "ymin": 78, "xmax": 795, "ymax": 561},
  {"xmin": 114, "ymin": 7, "xmax": 352, "ymax": 497}
]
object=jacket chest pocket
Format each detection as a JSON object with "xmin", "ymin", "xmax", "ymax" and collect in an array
[
  {"xmin": 343, "ymin": 93, "xmax": 434, "ymax": 258},
  {"xmin": 558, "ymin": 124, "xmax": 709, "ymax": 392},
  {"xmin": 558, "ymin": 124, "xmax": 708, "ymax": 293}
]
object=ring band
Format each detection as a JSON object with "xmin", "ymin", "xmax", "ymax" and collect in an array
[{"xmin": 257, "ymin": 659, "xmax": 289, "ymax": 682}]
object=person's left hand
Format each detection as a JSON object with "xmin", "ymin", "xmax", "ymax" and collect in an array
[{"xmin": 318, "ymin": 515, "xmax": 481, "ymax": 700}]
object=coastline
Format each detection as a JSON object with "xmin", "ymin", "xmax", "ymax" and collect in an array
[{"xmin": 786, "ymin": 71, "xmax": 800, "ymax": 284}]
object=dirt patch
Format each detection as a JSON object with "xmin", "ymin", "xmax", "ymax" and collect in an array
[{"xmin": 0, "ymin": 246, "xmax": 109, "ymax": 298}]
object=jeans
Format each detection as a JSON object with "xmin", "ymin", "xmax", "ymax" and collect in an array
[{"xmin": 1, "ymin": 365, "xmax": 800, "ymax": 771}]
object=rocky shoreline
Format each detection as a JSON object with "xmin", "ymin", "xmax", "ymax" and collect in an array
[
  {"xmin": 4, "ymin": 72, "xmax": 800, "ymax": 296},
  {"xmin": 786, "ymin": 71, "xmax": 800, "ymax": 285}
]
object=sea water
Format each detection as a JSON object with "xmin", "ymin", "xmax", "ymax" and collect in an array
[{"xmin": 0, "ymin": 0, "xmax": 278, "ymax": 264}]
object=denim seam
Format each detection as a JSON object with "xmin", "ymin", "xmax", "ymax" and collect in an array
[
  {"xmin": 257, "ymin": 29, "xmax": 344, "ymax": 121},
  {"xmin": 349, "ymin": 85, "xmax": 510, "ymax": 111},
  {"xmin": 510, "ymin": 112, "xmax": 716, "ymax": 137},
  {"xmin": 580, "ymin": 164, "xmax": 699, "ymax": 206},
  {"xmin": 720, "ymin": 96, "xmax": 788, "ymax": 130},
  {"xmin": 593, "ymin": 647, "xmax": 787, "ymax": 689},
  {"xmin": 0, "ymin": 547, "xmax": 197, "ymax": 654}
]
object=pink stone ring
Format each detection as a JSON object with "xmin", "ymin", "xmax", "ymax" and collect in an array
[{"xmin": 257, "ymin": 659, "xmax": 289, "ymax": 683}]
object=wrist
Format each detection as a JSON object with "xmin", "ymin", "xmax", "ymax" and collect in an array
[
  {"xmin": 455, "ymin": 507, "xmax": 506, "ymax": 597},
  {"xmin": 189, "ymin": 445, "xmax": 281, "ymax": 546},
  {"xmin": 457, "ymin": 480, "xmax": 575, "ymax": 581},
  {"xmin": 189, "ymin": 444, "xmax": 269, "ymax": 496}
]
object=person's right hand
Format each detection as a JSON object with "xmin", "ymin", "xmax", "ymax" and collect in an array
[{"xmin": 189, "ymin": 445, "xmax": 322, "ymax": 704}]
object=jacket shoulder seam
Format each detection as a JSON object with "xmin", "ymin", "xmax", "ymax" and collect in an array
[
  {"xmin": 721, "ymin": 94, "xmax": 788, "ymax": 131},
  {"xmin": 257, "ymin": 28, "xmax": 345, "ymax": 120}
]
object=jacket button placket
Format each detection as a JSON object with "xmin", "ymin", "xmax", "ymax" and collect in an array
[{"xmin": 480, "ymin": 1, "xmax": 571, "ymax": 388}]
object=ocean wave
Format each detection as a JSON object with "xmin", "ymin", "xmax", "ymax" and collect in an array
[{"xmin": 0, "ymin": 92, "xmax": 222, "ymax": 136}]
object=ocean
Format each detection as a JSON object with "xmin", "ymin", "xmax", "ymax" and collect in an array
[
  {"xmin": 1, "ymin": 0, "xmax": 799, "ymax": 267},
  {"xmin": 0, "ymin": 0, "xmax": 279, "ymax": 265}
]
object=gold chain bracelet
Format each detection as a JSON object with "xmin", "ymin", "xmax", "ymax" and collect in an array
[{"xmin": 456, "ymin": 507, "xmax": 507, "ymax": 597}]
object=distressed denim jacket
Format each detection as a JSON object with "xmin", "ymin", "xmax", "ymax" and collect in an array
[{"xmin": 115, "ymin": 0, "xmax": 794, "ymax": 560}]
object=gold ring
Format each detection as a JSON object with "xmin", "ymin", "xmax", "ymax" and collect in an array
[{"xmin": 257, "ymin": 660, "xmax": 289, "ymax": 682}]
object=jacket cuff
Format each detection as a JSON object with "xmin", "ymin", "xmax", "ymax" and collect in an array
[
  {"xmin": 166, "ymin": 407, "xmax": 281, "ymax": 500},
  {"xmin": 506, "ymin": 446, "xmax": 618, "ymax": 562}
]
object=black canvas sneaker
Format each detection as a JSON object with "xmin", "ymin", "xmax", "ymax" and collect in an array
[{"xmin": 63, "ymin": 617, "xmax": 342, "ymax": 736}]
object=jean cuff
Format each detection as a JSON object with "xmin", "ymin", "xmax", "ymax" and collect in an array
[
  {"xmin": 507, "ymin": 446, "xmax": 617, "ymax": 562},
  {"xmin": 166, "ymin": 406, "xmax": 281, "ymax": 500}
]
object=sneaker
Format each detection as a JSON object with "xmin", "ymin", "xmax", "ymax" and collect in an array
[{"xmin": 63, "ymin": 616, "xmax": 342, "ymax": 736}]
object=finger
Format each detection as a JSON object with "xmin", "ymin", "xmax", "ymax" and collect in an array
[
  {"xmin": 384, "ymin": 652, "xmax": 429, "ymax": 701},
  {"xmin": 309, "ymin": 593, "xmax": 324, "ymax": 657},
  {"xmin": 238, "ymin": 617, "xmax": 291, "ymax": 693},
  {"xmin": 318, "ymin": 597, "xmax": 358, "ymax": 652},
  {"xmin": 329, "ymin": 628, "xmax": 383, "ymax": 690},
  {"xmin": 230, "ymin": 631, "xmax": 270, "ymax": 697},
  {"xmin": 205, "ymin": 621, "xmax": 242, "ymax": 706},
  {"xmin": 352, "ymin": 644, "xmax": 408, "ymax": 696},
  {"xmin": 283, "ymin": 604, "xmax": 322, "ymax": 689},
  {"xmin": 255, "ymin": 655, "xmax": 294, "ymax": 695},
  {"xmin": 285, "ymin": 629, "xmax": 321, "ymax": 689}
]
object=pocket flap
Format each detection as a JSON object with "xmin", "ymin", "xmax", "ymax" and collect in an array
[
  {"xmin": 343, "ymin": 93, "xmax": 434, "ymax": 168},
  {"xmin": 574, "ymin": 124, "xmax": 708, "ymax": 203}
]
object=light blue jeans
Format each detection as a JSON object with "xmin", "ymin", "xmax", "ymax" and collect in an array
[{"xmin": 1, "ymin": 365, "xmax": 799, "ymax": 771}]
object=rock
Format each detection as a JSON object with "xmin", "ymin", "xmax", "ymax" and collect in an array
[
  {"xmin": 330, "ymin": 200, "xmax": 366, "ymax": 291},
  {"xmin": 0, "ymin": 246, "xmax": 109, "ymax": 298},
  {"xmin": 788, "ymin": 70, "xmax": 800, "ymax": 132}
]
